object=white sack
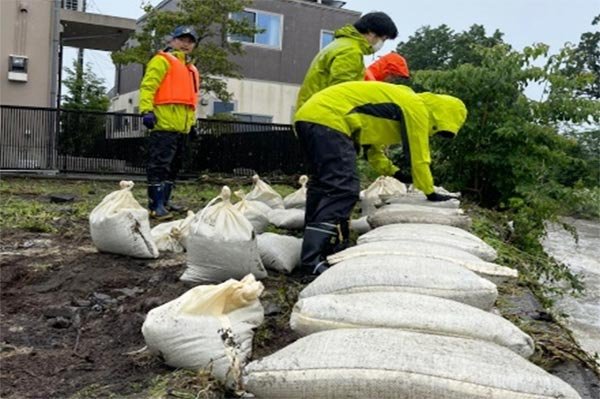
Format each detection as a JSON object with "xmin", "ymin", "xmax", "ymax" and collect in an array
[
  {"xmin": 143, "ymin": 275, "xmax": 264, "ymax": 390},
  {"xmin": 268, "ymin": 208, "xmax": 305, "ymax": 230},
  {"xmin": 283, "ymin": 175, "xmax": 308, "ymax": 209},
  {"xmin": 368, "ymin": 203, "xmax": 472, "ymax": 229},
  {"xmin": 233, "ymin": 190, "xmax": 271, "ymax": 233},
  {"xmin": 257, "ymin": 233, "xmax": 302, "ymax": 273},
  {"xmin": 151, "ymin": 211, "xmax": 195, "ymax": 253},
  {"xmin": 89, "ymin": 181, "xmax": 158, "ymax": 259},
  {"xmin": 290, "ymin": 292, "xmax": 534, "ymax": 357},
  {"xmin": 328, "ymin": 241, "xmax": 514, "ymax": 278},
  {"xmin": 183, "ymin": 186, "xmax": 267, "ymax": 283},
  {"xmin": 385, "ymin": 192, "xmax": 461, "ymax": 208},
  {"xmin": 243, "ymin": 329, "xmax": 580, "ymax": 399},
  {"xmin": 360, "ymin": 176, "xmax": 407, "ymax": 216},
  {"xmin": 300, "ymin": 255, "xmax": 498, "ymax": 310},
  {"xmin": 350, "ymin": 216, "xmax": 371, "ymax": 234},
  {"xmin": 358, "ymin": 223, "xmax": 497, "ymax": 261},
  {"xmin": 245, "ymin": 174, "xmax": 284, "ymax": 209}
]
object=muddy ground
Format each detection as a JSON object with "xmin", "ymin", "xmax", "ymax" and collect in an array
[{"xmin": 1, "ymin": 178, "xmax": 599, "ymax": 398}]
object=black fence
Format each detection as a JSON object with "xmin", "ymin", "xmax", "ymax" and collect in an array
[{"xmin": 1, "ymin": 105, "xmax": 306, "ymax": 176}]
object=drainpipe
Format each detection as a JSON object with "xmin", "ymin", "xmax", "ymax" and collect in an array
[{"xmin": 49, "ymin": 0, "xmax": 61, "ymax": 169}]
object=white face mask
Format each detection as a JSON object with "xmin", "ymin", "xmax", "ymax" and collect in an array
[{"xmin": 371, "ymin": 39, "xmax": 384, "ymax": 52}]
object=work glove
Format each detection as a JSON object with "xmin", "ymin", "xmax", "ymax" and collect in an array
[
  {"xmin": 426, "ymin": 192, "xmax": 456, "ymax": 202},
  {"xmin": 142, "ymin": 112, "xmax": 157, "ymax": 130},
  {"xmin": 393, "ymin": 169, "xmax": 413, "ymax": 184}
]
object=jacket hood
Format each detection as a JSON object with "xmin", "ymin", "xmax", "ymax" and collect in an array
[
  {"xmin": 418, "ymin": 93, "xmax": 467, "ymax": 137},
  {"xmin": 367, "ymin": 52, "xmax": 410, "ymax": 81},
  {"xmin": 334, "ymin": 25, "xmax": 373, "ymax": 54}
]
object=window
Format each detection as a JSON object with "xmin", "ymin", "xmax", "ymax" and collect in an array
[
  {"xmin": 234, "ymin": 113, "xmax": 273, "ymax": 123},
  {"xmin": 213, "ymin": 101, "xmax": 235, "ymax": 115},
  {"xmin": 320, "ymin": 30, "xmax": 335, "ymax": 49},
  {"xmin": 231, "ymin": 9, "xmax": 283, "ymax": 49}
]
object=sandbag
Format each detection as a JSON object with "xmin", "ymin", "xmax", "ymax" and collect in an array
[
  {"xmin": 151, "ymin": 211, "xmax": 195, "ymax": 253},
  {"xmin": 290, "ymin": 292, "xmax": 534, "ymax": 357},
  {"xmin": 233, "ymin": 189, "xmax": 271, "ymax": 233},
  {"xmin": 245, "ymin": 174, "xmax": 284, "ymax": 209},
  {"xmin": 328, "ymin": 241, "xmax": 514, "ymax": 278},
  {"xmin": 257, "ymin": 232, "xmax": 302, "ymax": 273},
  {"xmin": 243, "ymin": 329, "xmax": 580, "ymax": 399},
  {"xmin": 89, "ymin": 181, "xmax": 158, "ymax": 259},
  {"xmin": 183, "ymin": 186, "xmax": 267, "ymax": 283},
  {"xmin": 368, "ymin": 203, "xmax": 472, "ymax": 229},
  {"xmin": 300, "ymin": 255, "xmax": 498, "ymax": 310},
  {"xmin": 360, "ymin": 176, "xmax": 407, "ymax": 216},
  {"xmin": 283, "ymin": 175, "xmax": 308, "ymax": 209},
  {"xmin": 268, "ymin": 208, "xmax": 305, "ymax": 230},
  {"xmin": 143, "ymin": 275, "xmax": 264, "ymax": 390},
  {"xmin": 358, "ymin": 223, "xmax": 497, "ymax": 261},
  {"xmin": 385, "ymin": 192, "xmax": 461, "ymax": 208},
  {"xmin": 350, "ymin": 216, "xmax": 371, "ymax": 234}
]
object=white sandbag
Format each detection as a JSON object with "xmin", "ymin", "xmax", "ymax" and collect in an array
[
  {"xmin": 233, "ymin": 190, "xmax": 271, "ymax": 233},
  {"xmin": 368, "ymin": 203, "xmax": 472, "ymax": 229},
  {"xmin": 151, "ymin": 211, "xmax": 195, "ymax": 253},
  {"xmin": 89, "ymin": 181, "xmax": 158, "ymax": 259},
  {"xmin": 257, "ymin": 233, "xmax": 302, "ymax": 273},
  {"xmin": 183, "ymin": 186, "xmax": 267, "ymax": 283},
  {"xmin": 268, "ymin": 208, "xmax": 305, "ymax": 230},
  {"xmin": 358, "ymin": 223, "xmax": 497, "ymax": 261},
  {"xmin": 350, "ymin": 216, "xmax": 371, "ymax": 234},
  {"xmin": 300, "ymin": 255, "xmax": 498, "ymax": 310},
  {"xmin": 360, "ymin": 176, "xmax": 407, "ymax": 216},
  {"xmin": 243, "ymin": 329, "xmax": 580, "ymax": 399},
  {"xmin": 245, "ymin": 174, "xmax": 284, "ymax": 209},
  {"xmin": 290, "ymin": 292, "xmax": 534, "ymax": 357},
  {"xmin": 143, "ymin": 275, "xmax": 264, "ymax": 390},
  {"xmin": 328, "ymin": 240, "xmax": 515, "ymax": 278},
  {"xmin": 386, "ymin": 192, "xmax": 461, "ymax": 208},
  {"xmin": 283, "ymin": 175, "xmax": 308, "ymax": 209}
]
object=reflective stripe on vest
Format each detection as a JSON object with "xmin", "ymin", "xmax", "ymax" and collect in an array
[{"xmin": 154, "ymin": 51, "xmax": 200, "ymax": 109}]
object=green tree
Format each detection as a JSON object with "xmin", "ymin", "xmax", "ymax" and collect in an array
[
  {"xmin": 111, "ymin": 0, "xmax": 259, "ymax": 101},
  {"xmin": 396, "ymin": 24, "xmax": 505, "ymax": 71},
  {"xmin": 60, "ymin": 59, "xmax": 109, "ymax": 156}
]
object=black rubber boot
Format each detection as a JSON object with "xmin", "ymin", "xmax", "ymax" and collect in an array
[
  {"xmin": 332, "ymin": 219, "xmax": 351, "ymax": 254},
  {"xmin": 301, "ymin": 222, "xmax": 339, "ymax": 276},
  {"xmin": 163, "ymin": 181, "xmax": 188, "ymax": 213},
  {"xmin": 148, "ymin": 183, "xmax": 173, "ymax": 221}
]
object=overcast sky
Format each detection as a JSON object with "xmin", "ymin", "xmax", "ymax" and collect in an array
[{"xmin": 66, "ymin": 0, "xmax": 598, "ymax": 92}]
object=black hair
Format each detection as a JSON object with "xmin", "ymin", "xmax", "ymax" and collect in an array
[{"xmin": 354, "ymin": 12, "xmax": 398, "ymax": 39}]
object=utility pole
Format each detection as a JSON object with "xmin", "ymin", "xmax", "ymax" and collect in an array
[{"xmin": 75, "ymin": 0, "xmax": 87, "ymax": 99}]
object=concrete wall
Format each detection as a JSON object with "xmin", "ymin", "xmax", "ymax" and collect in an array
[{"xmin": 0, "ymin": 0, "xmax": 55, "ymax": 107}]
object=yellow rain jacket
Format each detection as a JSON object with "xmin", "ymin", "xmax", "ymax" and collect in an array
[
  {"xmin": 296, "ymin": 25, "xmax": 374, "ymax": 110},
  {"xmin": 294, "ymin": 81, "xmax": 467, "ymax": 195},
  {"xmin": 140, "ymin": 50, "xmax": 198, "ymax": 133}
]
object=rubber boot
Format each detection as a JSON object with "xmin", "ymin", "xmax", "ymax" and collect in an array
[
  {"xmin": 163, "ymin": 181, "xmax": 188, "ymax": 213},
  {"xmin": 301, "ymin": 222, "xmax": 339, "ymax": 276},
  {"xmin": 148, "ymin": 183, "xmax": 173, "ymax": 221}
]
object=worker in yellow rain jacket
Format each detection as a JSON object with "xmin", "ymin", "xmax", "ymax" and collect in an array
[
  {"xmin": 296, "ymin": 12, "xmax": 398, "ymax": 110},
  {"xmin": 140, "ymin": 26, "xmax": 200, "ymax": 220},
  {"xmin": 294, "ymin": 81, "xmax": 467, "ymax": 275}
]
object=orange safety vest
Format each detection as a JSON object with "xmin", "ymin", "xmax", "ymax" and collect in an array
[
  {"xmin": 365, "ymin": 52, "xmax": 410, "ymax": 81},
  {"xmin": 154, "ymin": 51, "xmax": 200, "ymax": 109}
]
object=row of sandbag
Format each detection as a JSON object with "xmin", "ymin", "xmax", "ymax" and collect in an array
[
  {"xmin": 242, "ymin": 196, "xmax": 582, "ymax": 398},
  {"xmin": 88, "ymin": 175, "xmax": 307, "ymax": 260}
]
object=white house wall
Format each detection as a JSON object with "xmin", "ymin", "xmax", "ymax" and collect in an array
[{"xmin": 111, "ymin": 77, "xmax": 300, "ymax": 124}]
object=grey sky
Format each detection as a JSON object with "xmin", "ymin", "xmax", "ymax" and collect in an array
[{"xmin": 67, "ymin": 0, "xmax": 598, "ymax": 90}]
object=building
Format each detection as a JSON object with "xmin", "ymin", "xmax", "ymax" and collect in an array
[
  {"xmin": 0, "ymin": 0, "xmax": 136, "ymax": 169},
  {"xmin": 110, "ymin": 0, "xmax": 360, "ymax": 124}
]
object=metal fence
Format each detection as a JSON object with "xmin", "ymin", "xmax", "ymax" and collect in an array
[{"xmin": 0, "ymin": 105, "xmax": 306, "ymax": 175}]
